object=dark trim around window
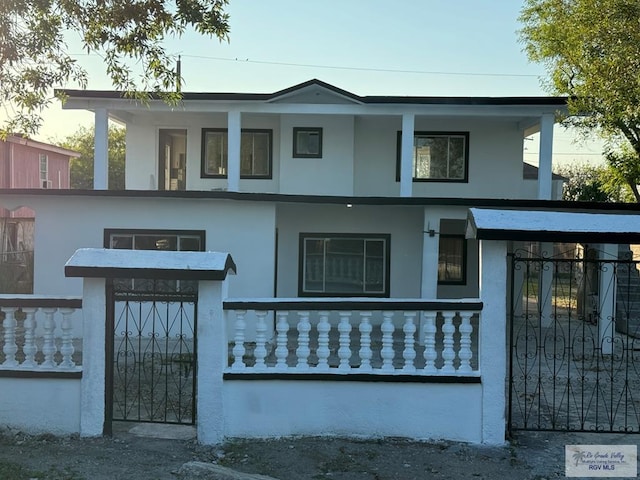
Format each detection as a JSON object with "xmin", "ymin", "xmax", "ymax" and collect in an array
[
  {"xmin": 103, "ymin": 228, "xmax": 206, "ymax": 251},
  {"xmin": 298, "ymin": 233, "xmax": 391, "ymax": 298},
  {"xmin": 293, "ymin": 127, "xmax": 323, "ymax": 158},
  {"xmin": 201, "ymin": 128, "xmax": 273, "ymax": 180},
  {"xmin": 395, "ymin": 131, "xmax": 469, "ymax": 183}
]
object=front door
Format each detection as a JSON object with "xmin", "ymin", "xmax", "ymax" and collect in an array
[{"xmin": 158, "ymin": 129, "xmax": 187, "ymax": 190}]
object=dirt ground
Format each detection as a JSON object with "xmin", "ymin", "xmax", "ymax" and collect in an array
[{"xmin": 0, "ymin": 425, "xmax": 637, "ymax": 479}]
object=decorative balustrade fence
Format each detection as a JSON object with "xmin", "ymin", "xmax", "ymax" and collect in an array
[
  {"xmin": 0, "ymin": 296, "xmax": 82, "ymax": 373},
  {"xmin": 224, "ymin": 299, "xmax": 483, "ymax": 377}
]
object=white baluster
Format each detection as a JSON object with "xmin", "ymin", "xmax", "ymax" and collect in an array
[
  {"xmin": 380, "ymin": 311, "xmax": 395, "ymax": 372},
  {"xmin": 274, "ymin": 311, "xmax": 289, "ymax": 371},
  {"xmin": 231, "ymin": 310, "xmax": 247, "ymax": 371},
  {"xmin": 337, "ymin": 311, "xmax": 352, "ymax": 371},
  {"xmin": 40, "ymin": 308, "xmax": 57, "ymax": 368},
  {"xmin": 59, "ymin": 308, "xmax": 76, "ymax": 369},
  {"xmin": 2, "ymin": 307, "xmax": 19, "ymax": 367},
  {"xmin": 316, "ymin": 311, "xmax": 331, "ymax": 372},
  {"xmin": 458, "ymin": 311, "xmax": 474, "ymax": 373},
  {"xmin": 402, "ymin": 311, "xmax": 417, "ymax": 373},
  {"xmin": 422, "ymin": 311, "xmax": 438, "ymax": 374},
  {"xmin": 441, "ymin": 311, "xmax": 456, "ymax": 373},
  {"xmin": 21, "ymin": 307, "xmax": 38, "ymax": 368},
  {"xmin": 296, "ymin": 311, "xmax": 311, "ymax": 371},
  {"xmin": 254, "ymin": 310, "xmax": 268, "ymax": 371},
  {"xmin": 358, "ymin": 311, "xmax": 373, "ymax": 372}
]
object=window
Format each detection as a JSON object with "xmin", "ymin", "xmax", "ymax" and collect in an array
[
  {"xmin": 201, "ymin": 128, "xmax": 272, "ymax": 178},
  {"xmin": 104, "ymin": 229, "xmax": 205, "ymax": 292},
  {"xmin": 39, "ymin": 154, "xmax": 50, "ymax": 188},
  {"xmin": 438, "ymin": 234, "xmax": 466, "ymax": 284},
  {"xmin": 293, "ymin": 127, "xmax": 323, "ymax": 158},
  {"xmin": 396, "ymin": 132, "xmax": 469, "ymax": 182},
  {"xmin": 299, "ymin": 233, "xmax": 390, "ymax": 297}
]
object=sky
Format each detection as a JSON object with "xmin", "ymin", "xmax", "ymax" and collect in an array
[{"xmin": 25, "ymin": 0, "xmax": 605, "ymax": 166}]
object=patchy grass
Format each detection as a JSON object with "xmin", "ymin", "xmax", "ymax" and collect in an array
[{"xmin": 0, "ymin": 460, "xmax": 83, "ymax": 480}]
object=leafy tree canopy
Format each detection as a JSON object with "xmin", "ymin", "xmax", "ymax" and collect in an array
[
  {"xmin": 58, "ymin": 125, "xmax": 125, "ymax": 189},
  {"xmin": 520, "ymin": 0, "xmax": 640, "ymax": 200},
  {"xmin": 0, "ymin": 0, "xmax": 229, "ymax": 136}
]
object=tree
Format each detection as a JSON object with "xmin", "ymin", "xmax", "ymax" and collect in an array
[
  {"xmin": 520, "ymin": 0, "xmax": 640, "ymax": 201},
  {"xmin": 0, "ymin": 0, "xmax": 229, "ymax": 136},
  {"xmin": 59, "ymin": 126, "xmax": 126, "ymax": 189},
  {"xmin": 554, "ymin": 162, "xmax": 634, "ymax": 202}
]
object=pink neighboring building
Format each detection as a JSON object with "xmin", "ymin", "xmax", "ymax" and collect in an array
[{"xmin": 0, "ymin": 135, "xmax": 79, "ymax": 292}]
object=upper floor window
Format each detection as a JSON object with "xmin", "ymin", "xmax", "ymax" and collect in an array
[
  {"xmin": 396, "ymin": 132, "xmax": 469, "ymax": 182},
  {"xmin": 39, "ymin": 154, "xmax": 50, "ymax": 188},
  {"xmin": 299, "ymin": 233, "xmax": 390, "ymax": 297},
  {"xmin": 201, "ymin": 128, "xmax": 272, "ymax": 179},
  {"xmin": 293, "ymin": 127, "xmax": 323, "ymax": 158}
]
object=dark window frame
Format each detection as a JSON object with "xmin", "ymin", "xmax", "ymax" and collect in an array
[
  {"xmin": 437, "ymin": 234, "xmax": 467, "ymax": 285},
  {"xmin": 298, "ymin": 232, "xmax": 391, "ymax": 298},
  {"xmin": 395, "ymin": 131, "xmax": 469, "ymax": 183},
  {"xmin": 293, "ymin": 127, "xmax": 323, "ymax": 158},
  {"xmin": 103, "ymin": 228, "xmax": 206, "ymax": 251},
  {"xmin": 200, "ymin": 128, "xmax": 273, "ymax": 179}
]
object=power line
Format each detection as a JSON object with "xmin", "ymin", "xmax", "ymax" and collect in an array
[{"xmin": 70, "ymin": 52, "xmax": 542, "ymax": 79}]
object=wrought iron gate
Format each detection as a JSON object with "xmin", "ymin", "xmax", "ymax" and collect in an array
[
  {"xmin": 106, "ymin": 278, "xmax": 197, "ymax": 429},
  {"xmin": 508, "ymin": 245, "xmax": 640, "ymax": 434}
]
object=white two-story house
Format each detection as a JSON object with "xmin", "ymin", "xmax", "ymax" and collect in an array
[{"xmin": 0, "ymin": 79, "xmax": 567, "ymax": 303}]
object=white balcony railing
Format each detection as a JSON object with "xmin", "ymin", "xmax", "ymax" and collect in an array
[
  {"xmin": 0, "ymin": 296, "xmax": 82, "ymax": 373},
  {"xmin": 224, "ymin": 298, "xmax": 482, "ymax": 377}
]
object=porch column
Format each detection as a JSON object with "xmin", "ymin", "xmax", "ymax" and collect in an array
[
  {"xmin": 197, "ymin": 279, "xmax": 229, "ymax": 445},
  {"xmin": 537, "ymin": 113, "xmax": 554, "ymax": 200},
  {"xmin": 598, "ymin": 243, "xmax": 618, "ymax": 355},
  {"xmin": 94, "ymin": 108, "xmax": 109, "ymax": 190},
  {"xmin": 227, "ymin": 110, "xmax": 241, "ymax": 192},
  {"xmin": 479, "ymin": 239, "xmax": 507, "ymax": 445},
  {"xmin": 421, "ymin": 208, "xmax": 441, "ymax": 298},
  {"xmin": 400, "ymin": 113, "xmax": 415, "ymax": 197}
]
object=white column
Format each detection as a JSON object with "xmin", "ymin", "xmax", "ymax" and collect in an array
[
  {"xmin": 537, "ymin": 113, "xmax": 554, "ymax": 200},
  {"xmin": 400, "ymin": 113, "xmax": 415, "ymax": 197},
  {"xmin": 227, "ymin": 110, "xmax": 241, "ymax": 192},
  {"xmin": 598, "ymin": 243, "xmax": 618, "ymax": 355},
  {"xmin": 479, "ymin": 239, "xmax": 507, "ymax": 445},
  {"xmin": 94, "ymin": 108, "xmax": 109, "ymax": 190},
  {"xmin": 421, "ymin": 208, "xmax": 440, "ymax": 299},
  {"xmin": 197, "ymin": 278, "xmax": 228, "ymax": 445},
  {"xmin": 80, "ymin": 277, "xmax": 106, "ymax": 437}
]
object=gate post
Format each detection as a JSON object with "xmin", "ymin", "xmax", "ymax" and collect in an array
[
  {"xmin": 479, "ymin": 239, "xmax": 507, "ymax": 445},
  {"xmin": 196, "ymin": 279, "xmax": 228, "ymax": 445},
  {"xmin": 598, "ymin": 243, "xmax": 618, "ymax": 355}
]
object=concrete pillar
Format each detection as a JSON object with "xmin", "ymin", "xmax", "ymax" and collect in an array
[
  {"xmin": 421, "ymin": 209, "xmax": 440, "ymax": 299},
  {"xmin": 196, "ymin": 279, "xmax": 229, "ymax": 444},
  {"xmin": 400, "ymin": 113, "xmax": 415, "ymax": 197},
  {"xmin": 598, "ymin": 243, "xmax": 618, "ymax": 355},
  {"xmin": 227, "ymin": 111, "xmax": 241, "ymax": 192},
  {"xmin": 94, "ymin": 109, "xmax": 109, "ymax": 190},
  {"xmin": 79, "ymin": 277, "xmax": 107, "ymax": 437},
  {"xmin": 479, "ymin": 239, "xmax": 507, "ymax": 445},
  {"xmin": 537, "ymin": 113, "xmax": 554, "ymax": 200}
]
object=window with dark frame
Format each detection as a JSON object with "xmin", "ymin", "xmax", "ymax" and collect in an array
[
  {"xmin": 104, "ymin": 229, "xmax": 206, "ymax": 292},
  {"xmin": 201, "ymin": 128, "xmax": 272, "ymax": 178},
  {"xmin": 396, "ymin": 131, "xmax": 469, "ymax": 182},
  {"xmin": 438, "ymin": 234, "xmax": 467, "ymax": 285},
  {"xmin": 299, "ymin": 233, "xmax": 390, "ymax": 297},
  {"xmin": 293, "ymin": 127, "xmax": 323, "ymax": 158}
]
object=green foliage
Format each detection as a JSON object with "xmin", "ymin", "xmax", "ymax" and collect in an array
[
  {"xmin": 520, "ymin": 0, "xmax": 640, "ymax": 201},
  {"xmin": 0, "ymin": 0, "xmax": 229, "ymax": 137},
  {"xmin": 59, "ymin": 126, "xmax": 126, "ymax": 189},
  {"xmin": 554, "ymin": 162, "xmax": 634, "ymax": 203}
]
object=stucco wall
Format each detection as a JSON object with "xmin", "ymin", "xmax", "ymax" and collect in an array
[
  {"xmin": 0, "ymin": 378, "xmax": 81, "ymax": 434},
  {"xmin": 223, "ymin": 380, "xmax": 482, "ymax": 443}
]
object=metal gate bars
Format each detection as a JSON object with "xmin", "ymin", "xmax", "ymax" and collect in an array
[
  {"xmin": 508, "ymin": 246, "xmax": 640, "ymax": 434},
  {"xmin": 106, "ymin": 278, "xmax": 197, "ymax": 427}
]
